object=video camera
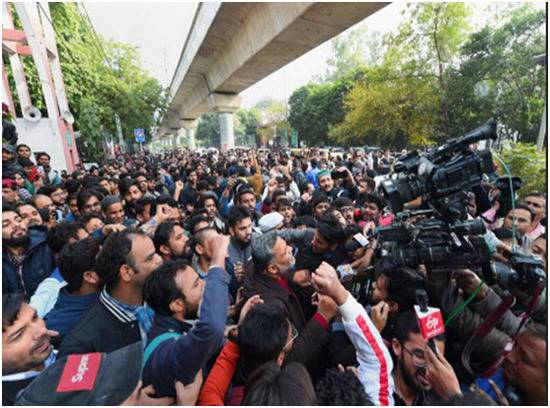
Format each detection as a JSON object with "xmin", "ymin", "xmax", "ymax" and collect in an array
[
  {"xmin": 492, "ymin": 176, "xmax": 522, "ymax": 219},
  {"xmin": 380, "ymin": 120, "xmax": 498, "ymax": 223},
  {"xmin": 491, "ymin": 253, "xmax": 546, "ymax": 294},
  {"xmin": 375, "ymin": 121, "xmax": 500, "ymax": 273},
  {"xmin": 375, "ymin": 213, "xmax": 492, "ymax": 271}
]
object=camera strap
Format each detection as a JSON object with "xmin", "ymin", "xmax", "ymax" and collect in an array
[{"xmin": 461, "ymin": 279, "xmax": 545, "ymax": 378}]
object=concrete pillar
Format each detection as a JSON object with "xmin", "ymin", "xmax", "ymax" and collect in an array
[
  {"xmin": 207, "ymin": 93, "xmax": 241, "ymax": 153},
  {"xmin": 181, "ymin": 119, "xmax": 198, "ymax": 150},
  {"xmin": 218, "ymin": 112, "xmax": 234, "ymax": 152}
]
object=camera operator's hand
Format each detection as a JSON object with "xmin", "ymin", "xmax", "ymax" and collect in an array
[
  {"xmin": 457, "ymin": 269, "xmax": 488, "ymax": 301},
  {"xmin": 425, "ymin": 345, "xmax": 462, "ymax": 400},
  {"xmin": 371, "ymin": 301, "xmax": 390, "ymax": 332},
  {"xmin": 312, "ymin": 262, "xmax": 348, "ymax": 306}
]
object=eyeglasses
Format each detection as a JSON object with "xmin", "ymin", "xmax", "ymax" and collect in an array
[
  {"xmin": 83, "ymin": 202, "xmax": 101, "ymax": 211},
  {"xmin": 282, "ymin": 324, "xmax": 299, "ymax": 353},
  {"xmin": 402, "ymin": 344, "xmax": 426, "ymax": 364}
]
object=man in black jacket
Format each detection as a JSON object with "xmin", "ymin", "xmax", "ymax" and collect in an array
[
  {"xmin": 242, "ymin": 231, "xmax": 335, "ymax": 371},
  {"xmin": 58, "ymin": 230, "xmax": 163, "ymax": 357},
  {"xmin": 2, "ymin": 205, "xmax": 55, "ymax": 296}
]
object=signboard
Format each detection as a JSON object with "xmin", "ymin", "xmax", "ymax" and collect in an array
[
  {"xmin": 280, "ymin": 128, "xmax": 288, "ymax": 146},
  {"xmin": 134, "ymin": 128, "xmax": 145, "ymax": 143},
  {"xmin": 291, "ymin": 128, "xmax": 298, "ymax": 148}
]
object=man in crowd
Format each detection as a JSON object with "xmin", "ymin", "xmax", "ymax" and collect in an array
[
  {"xmin": 2, "ymin": 294, "xmax": 58, "ymax": 405},
  {"xmin": 1, "ymin": 139, "xmax": 547, "ymax": 406},
  {"xmin": 58, "ymin": 231, "xmax": 162, "ymax": 356},
  {"xmin": 153, "ymin": 220, "xmax": 190, "ymax": 262},
  {"xmin": 243, "ymin": 231, "xmax": 334, "ymax": 370},
  {"xmin": 141, "ymin": 235, "xmax": 230, "ymax": 397},
  {"xmin": 227, "ymin": 205, "xmax": 254, "ymax": 277},
  {"xmin": 44, "ymin": 237, "xmax": 102, "ymax": 344},
  {"xmin": 524, "ymin": 192, "xmax": 546, "ymax": 240},
  {"xmin": 3, "ymin": 205, "xmax": 55, "ymax": 296}
]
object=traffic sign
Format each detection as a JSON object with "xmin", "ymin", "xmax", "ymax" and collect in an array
[{"xmin": 134, "ymin": 128, "xmax": 145, "ymax": 143}]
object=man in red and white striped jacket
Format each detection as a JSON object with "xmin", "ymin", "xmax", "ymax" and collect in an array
[{"xmin": 312, "ymin": 261, "xmax": 395, "ymax": 406}]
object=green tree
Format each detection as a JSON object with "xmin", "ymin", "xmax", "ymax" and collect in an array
[
  {"xmin": 4, "ymin": 3, "xmax": 168, "ymax": 160},
  {"xmin": 330, "ymin": 3, "xmax": 472, "ymax": 147},
  {"xmin": 447, "ymin": 4, "xmax": 546, "ymax": 143},
  {"xmin": 288, "ymin": 73, "xmax": 356, "ymax": 146},
  {"xmin": 196, "ymin": 112, "xmax": 220, "ymax": 147},
  {"xmin": 498, "ymin": 142, "xmax": 546, "ymax": 198}
]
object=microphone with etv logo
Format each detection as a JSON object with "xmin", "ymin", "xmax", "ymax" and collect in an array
[{"xmin": 414, "ymin": 289, "xmax": 445, "ymax": 356}]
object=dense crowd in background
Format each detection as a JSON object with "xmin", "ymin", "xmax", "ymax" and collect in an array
[{"xmin": 1, "ymin": 135, "xmax": 547, "ymax": 405}]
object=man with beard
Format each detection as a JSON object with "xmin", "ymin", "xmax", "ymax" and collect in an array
[
  {"xmin": 141, "ymin": 235, "xmax": 230, "ymax": 398},
  {"xmin": 58, "ymin": 231, "xmax": 163, "ymax": 357},
  {"xmin": 33, "ymin": 194, "xmax": 60, "ymax": 226},
  {"xmin": 153, "ymin": 221, "xmax": 190, "ymax": 262},
  {"xmin": 200, "ymin": 191, "xmax": 226, "ymax": 233},
  {"xmin": 36, "ymin": 152, "xmax": 61, "ymax": 185},
  {"xmin": 227, "ymin": 205, "xmax": 254, "ymax": 284},
  {"xmin": 234, "ymin": 185, "xmax": 262, "ymax": 228},
  {"xmin": 2, "ymin": 294, "xmax": 59, "ymax": 405},
  {"xmin": 39, "ymin": 184, "xmax": 68, "ymax": 217},
  {"xmin": 500, "ymin": 323, "xmax": 547, "ymax": 405},
  {"xmin": 390, "ymin": 310, "xmax": 447, "ymax": 405},
  {"xmin": 2, "ymin": 144, "xmax": 23, "ymax": 179},
  {"xmin": 242, "ymin": 231, "xmax": 336, "ymax": 370},
  {"xmin": 2, "ymin": 205, "xmax": 55, "ymax": 296},
  {"xmin": 16, "ymin": 203, "xmax": 43, "ymax": 229}
]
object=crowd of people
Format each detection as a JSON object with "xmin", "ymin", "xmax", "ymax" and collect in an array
[{"xmin": 1, "ymin": 138, "xmax": 547, "ymax": 405}]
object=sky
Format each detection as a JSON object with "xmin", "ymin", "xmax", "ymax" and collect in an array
[{"xmin": 85, "ymin": 2, "xmax": 545, "ymax": 110}]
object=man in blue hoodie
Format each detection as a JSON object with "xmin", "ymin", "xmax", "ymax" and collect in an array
[
  {"xmin": 141, "ymin": 234, "xmax": 230, "ymax": 398},
  {"xmin": 44, "ymin": 237, "xmax": 102, "ymax": 346}
]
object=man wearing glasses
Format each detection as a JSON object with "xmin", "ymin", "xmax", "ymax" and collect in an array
[{"xmin": 390, "ymin": 310, "xmax": 447, "ymax": 405}]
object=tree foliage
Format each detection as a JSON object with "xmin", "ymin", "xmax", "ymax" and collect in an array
[
  {"xmin": 196, "ymin": 112, "xmax": 220, "ymax": 148},
  {"xmin": 447, "ymin": 4, "xmax": 546, "ymax": 142},
  {"xmin": 288, "ymin": 73, "xmax": 357, "ymax": 146},
  {"xmin": 302, "ymin": 3, "xmax": 545, "ymax": 151},
  {"xmin": 4, "ymin": 3, "xmax": 168, "ymax": 160},
  {"xmin": 498, "ymin": 142, "xmax": 546, "ymax": 198}
]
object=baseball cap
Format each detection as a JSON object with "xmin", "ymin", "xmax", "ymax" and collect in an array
[
  {"xmin": 15, "ymin": 341, "xmax": 142, "ymax": 405},
  {"xmin": 3, "ymin": 143, "xmax": 15, "ymax": 154},
  {"xmin": 259, "ymin": 212, "xmax": 284, "ymax": 233}
]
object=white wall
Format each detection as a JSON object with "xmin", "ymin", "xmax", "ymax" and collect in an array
[{"xmin": 15, "ymin": 118, "xmax": 67, "ymax": 172}]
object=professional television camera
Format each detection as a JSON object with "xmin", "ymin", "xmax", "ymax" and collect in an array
[
  {"xmin": 375, "ymin": 211, "xmax": 493, "ymax": 272},
  {"xmin": 491, "ymin": 253, "xmax": 546, "ymax": 294},
  {"xmin": 380, "ymin": 120, "xmax": 498, "ymax": 223},
  {"xmin": 375, "ymin": 121, "xmax": 500, "ymax": 273}
]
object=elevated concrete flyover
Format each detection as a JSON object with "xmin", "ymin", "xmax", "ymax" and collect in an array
[{"xmin": 159, "ymin": 2, "xmax": 388, "ymax": 151}]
